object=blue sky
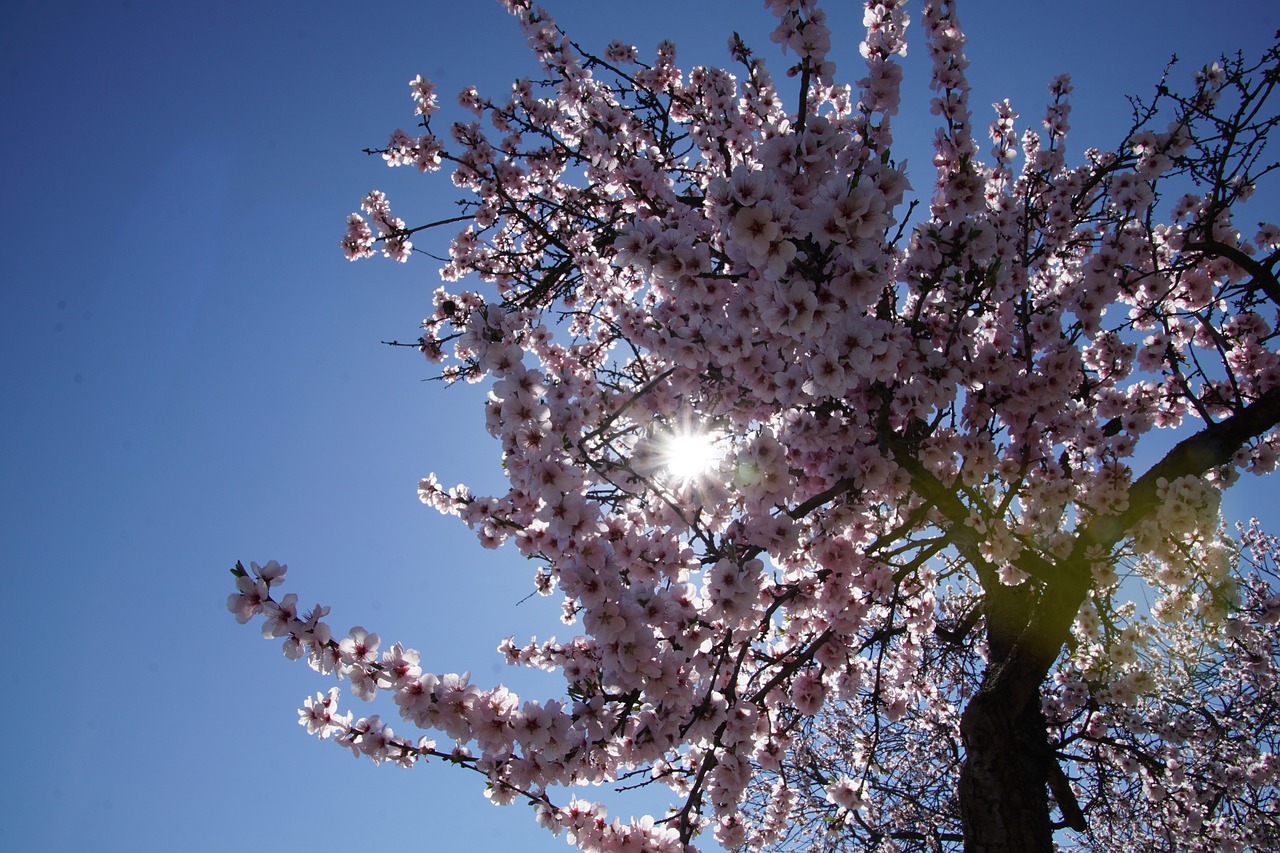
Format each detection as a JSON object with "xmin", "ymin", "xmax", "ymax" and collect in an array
[{"xmin": 2, "ymin": 1, "xmax": 1278, "ymax": 851}]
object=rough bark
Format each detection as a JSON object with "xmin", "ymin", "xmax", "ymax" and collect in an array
[
  {"xmin": 957, "ymin": 572, "xmax": 1079, "ymax": 853},
  {"xmin": 958, "ymin": 689, "xmax": 1055, "ymax": 853}
]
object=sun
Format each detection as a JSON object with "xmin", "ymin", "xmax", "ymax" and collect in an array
[{"xmin": 661, "ymin": 428, "xmax": 720, "ymax": 482}]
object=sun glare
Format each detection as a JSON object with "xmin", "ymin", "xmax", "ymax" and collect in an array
[{"xmin": 662, "ymin": 429, "xmax": 720, "ymax": 482}]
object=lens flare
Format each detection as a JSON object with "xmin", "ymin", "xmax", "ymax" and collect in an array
[{"xmin": 662, "ymin": 429, "xmax": 720, "ymax": 482}]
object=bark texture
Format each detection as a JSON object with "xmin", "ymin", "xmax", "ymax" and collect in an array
[{"xmin": 959, "ymin": 691, "xmax": 1054, "ymax": 853}]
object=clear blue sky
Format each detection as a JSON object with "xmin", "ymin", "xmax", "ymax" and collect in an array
[{"xmin": 2, "ymin": 1, "xmax": 1277, "ymax": 851}]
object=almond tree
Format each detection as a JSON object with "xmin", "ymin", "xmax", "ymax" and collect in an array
[{"xmin": 231, "ymin": 2, "xmax": 1280, "ymax": 850}]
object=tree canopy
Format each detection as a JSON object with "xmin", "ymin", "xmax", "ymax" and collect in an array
[{"xmin": 231, "ymin": 1, "xmax": 1280, "ymax": 850}]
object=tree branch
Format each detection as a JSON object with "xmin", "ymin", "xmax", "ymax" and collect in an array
[
  {"xmin": 1079, "ymin": 385, "xmax": 1280, "ymax": 554},
  {"xmin": 1182, "ymin": 239, "xmax": 1280, "ymax": 305}
]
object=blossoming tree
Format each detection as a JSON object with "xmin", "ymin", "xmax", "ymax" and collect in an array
[{"xmin": 231, "ymin": 1, "xmax": 1280, "ymax": 850}]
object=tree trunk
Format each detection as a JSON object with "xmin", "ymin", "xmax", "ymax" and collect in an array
[
  {"xmin": 958, "ymin": 680, "xmax": 1055, "ymax": 853},
  {"xmin": 956, "ymin": 571, "xmax": 1077, "ymax": 852},
  {"xmin": 949, "ymin": 390, "xmax": 1280, "ymax": 850}
]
